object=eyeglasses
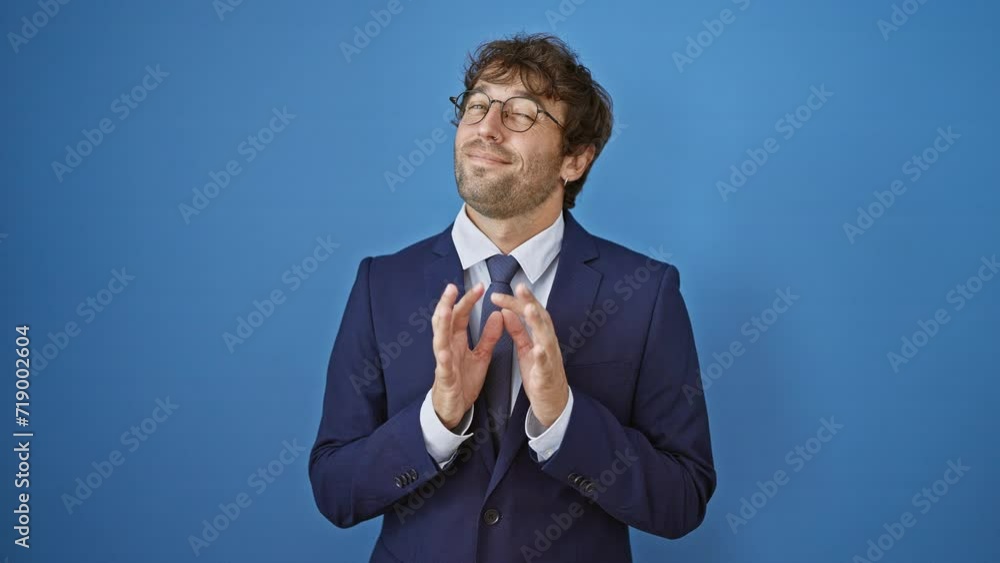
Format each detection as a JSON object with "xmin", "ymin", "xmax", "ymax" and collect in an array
[{"xmin": 449, "ymin": 90, "xmax": 564, "ymax": 132}]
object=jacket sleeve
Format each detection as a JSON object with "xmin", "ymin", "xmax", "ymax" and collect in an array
[
  {"xmin": 308, "ymin": 256, "xmax": 443, "ymax": 528},
  {"xmin": 537, "ymin": 264, "xmax": 717, "ymax": 539}
]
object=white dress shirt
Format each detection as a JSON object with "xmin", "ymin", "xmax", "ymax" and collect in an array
[{"xmin": 419, "ymin": 203, "xmax": 575, "ymax": 468}]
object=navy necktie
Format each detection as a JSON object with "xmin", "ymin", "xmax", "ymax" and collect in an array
[{"xmin": 479, "ymin": 253, "xmax": 521, "ymax": 456}]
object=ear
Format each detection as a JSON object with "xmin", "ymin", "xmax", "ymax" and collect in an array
[{"xmin": 560, "ymin": 144, "xmax": 596, "ymax": 183}]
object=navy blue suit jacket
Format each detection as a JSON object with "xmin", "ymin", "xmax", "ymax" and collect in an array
[{"xmin": 309, "ymin": 209, "xmax": 716, "ymax": 562}]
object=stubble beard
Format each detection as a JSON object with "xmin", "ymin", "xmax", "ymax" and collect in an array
[{"xmin": 455, "ymin": 152, "xmax": 561, "ymax": 220}]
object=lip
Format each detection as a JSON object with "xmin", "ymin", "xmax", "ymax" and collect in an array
[{"xmin": 466, "ymin": 151, "xmax": 511, "ymax": 165}]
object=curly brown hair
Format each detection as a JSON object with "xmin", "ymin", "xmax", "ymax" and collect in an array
[{"xmin": 455, "ymin": 32, "xmax": 614, "ymax": 210}]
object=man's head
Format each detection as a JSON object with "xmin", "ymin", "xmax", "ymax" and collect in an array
[{"xmin": 452, "ymin": 33, "xmax": 613, "ymax": 219}]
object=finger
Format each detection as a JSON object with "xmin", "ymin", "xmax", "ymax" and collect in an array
[
  {"xmin": 513, "ymin": 282, "xmax": 538, "ymax": 302},
  {"xmin": 491, "ymin": 283, "xmax": 545, "ymax": 318},
  {"xmin": 436, "ymin": 282, "xmax": 459, "ymax": 312},
  {"xmin": 520, "ymin": 298, "xmax": 556, "ymax": 350},
  {"xmin": 432, "ymin": 284, "xmax": 458, "ymax": 360},
  {"xmin": 473, "ymin": 310, "xmax": 505, "ymax": 358},
  {"xmin": 514, "ymin": 283, "xmax": 552, "ymax": 328},
  {"xmin": 451, "ymin": 282, "xmax": 484, "ymax": 332},
  {"xmin": 500, "ymin": 308, "xmax": 533, "ymax": 354},
  {"xmin": 492, "ymin": 285, "xmax": 557, "ymax": 350},
  {"xmin": 490, "ymin": 290, "xmax": 525, "ymax": 316},
  {"xmin": 502, "ymin": 309, "xmax": 540, "ymax": 370}
]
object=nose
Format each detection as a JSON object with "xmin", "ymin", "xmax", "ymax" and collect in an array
[{"xmin": 475, "ymin": 100, "xmax": 505, "ymax": 142}]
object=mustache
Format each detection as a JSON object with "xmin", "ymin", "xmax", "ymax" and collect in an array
[{"xmin": 461, "ymin": 141, "xmax": 514, "ymax": 163}]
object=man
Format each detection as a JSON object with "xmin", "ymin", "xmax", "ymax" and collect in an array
[{"xmin": 309, "ymin": 33, "xmax": 716, "ymax": 563}]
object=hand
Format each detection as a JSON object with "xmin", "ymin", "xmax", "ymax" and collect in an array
[
  {"xmin": 430, "ymin": 282, "xmax": 505, "ymax": 430},
  {"xmin": 490, "ymin": 283, "xmax": 569, "ymax": 427}
]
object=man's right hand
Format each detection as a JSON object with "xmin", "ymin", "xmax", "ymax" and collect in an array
[{"xmin": 430, "ymin": 282, "xmax": 504, "ymax": 430}]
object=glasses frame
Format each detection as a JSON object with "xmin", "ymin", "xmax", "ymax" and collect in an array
[{"xmin": 449, "ymin": 89, "xmax": 565, "ymax": 132}]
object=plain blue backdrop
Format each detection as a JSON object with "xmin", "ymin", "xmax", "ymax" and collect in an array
[{"xmin": 3, "ymin": 0, "xmax": 998, "ymax": 561}]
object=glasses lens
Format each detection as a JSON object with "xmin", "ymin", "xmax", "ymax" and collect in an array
[
  {"xmin": 458, "ymin": 92, "xmax": 490, "ymax": 123},
  {"xmin": 502, "ymin": 97, "xmax": 539, "ymax": 131}
]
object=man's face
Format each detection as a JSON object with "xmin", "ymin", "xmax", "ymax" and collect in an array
[{"xmin": 453, "ymin": 75, "xmax": 566, "ymax": 220}]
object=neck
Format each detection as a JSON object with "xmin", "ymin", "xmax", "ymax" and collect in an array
[{"xmin": 465, "ymin": 194, "xmax": 563, "ymax": 255}]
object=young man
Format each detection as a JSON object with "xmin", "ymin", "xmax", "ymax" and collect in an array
[{"xmin": 310, "ymin": 33, "xmax": 716, "ymax": 563}]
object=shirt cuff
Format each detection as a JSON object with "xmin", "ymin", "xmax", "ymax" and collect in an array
[
  {"xmin": 419, "ymin": 389, "xmax": 473, "ymax": 468},
  {"xmin": 525, "ymin": 388, "xmax": 574, "ymax": 462}
]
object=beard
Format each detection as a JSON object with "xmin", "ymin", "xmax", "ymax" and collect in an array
[{"xmin": 454, "ymin": 144, "xmax": 562, "ymax": 220}]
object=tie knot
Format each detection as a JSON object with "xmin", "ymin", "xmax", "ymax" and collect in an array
[{"xmin": 486, "ymin": 253, "xmax": 520, "ymax": 285}]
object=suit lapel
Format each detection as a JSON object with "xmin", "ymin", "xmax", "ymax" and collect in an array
[
  {"xmin": 483, "ymin": 209, "xmax": 602, "ymax": 500},
  {"xmin": 423, "ymin": 221, "xmax": 467, "ymax": 317}
]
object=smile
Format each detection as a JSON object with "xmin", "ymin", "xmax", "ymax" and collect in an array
[{"xmin": 466, "ymin": 153, "xmax": 511, "ymax": 166}]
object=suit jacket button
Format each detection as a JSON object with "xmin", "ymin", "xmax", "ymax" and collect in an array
[
  {"xmin": 583, "ymin": 481, "xmax": 596, "ymax": 493},
  {"xmin": 483, "ymin": 508, "xmax": 501, "ymax": 526},
  {"xmin": 567, "ymin": 472, "xmax": 579, "ymax": 482},
  {"xmin": 407, "ymin": 468, "xmax": 418, "ymax": 480},
  {"xmin": 394, "ymin": 476, "xmax": 404, "ymax": 488},
  {"xmin": 573, "ymin": 475, "xmax": 585, "ymax": 487}
]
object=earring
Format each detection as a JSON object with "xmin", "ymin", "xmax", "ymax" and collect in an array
[{"xmin": 563, "ymin": 177, "xmax": 569, "ymax": 186}]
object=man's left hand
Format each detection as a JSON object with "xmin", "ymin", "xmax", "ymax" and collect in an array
[{"xmin": 491, "ymin": 283, "xmax": 568, "ymax": 427}]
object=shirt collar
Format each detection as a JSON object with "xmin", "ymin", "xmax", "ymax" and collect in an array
[{"xmin": 451, "ymin": 202, "xmax": 564, "ymax": 284}]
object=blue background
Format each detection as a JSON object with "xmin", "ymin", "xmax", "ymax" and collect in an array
[{"xmin": 3, "ymin": 0, "xmax": 998, "ymax": 561}]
